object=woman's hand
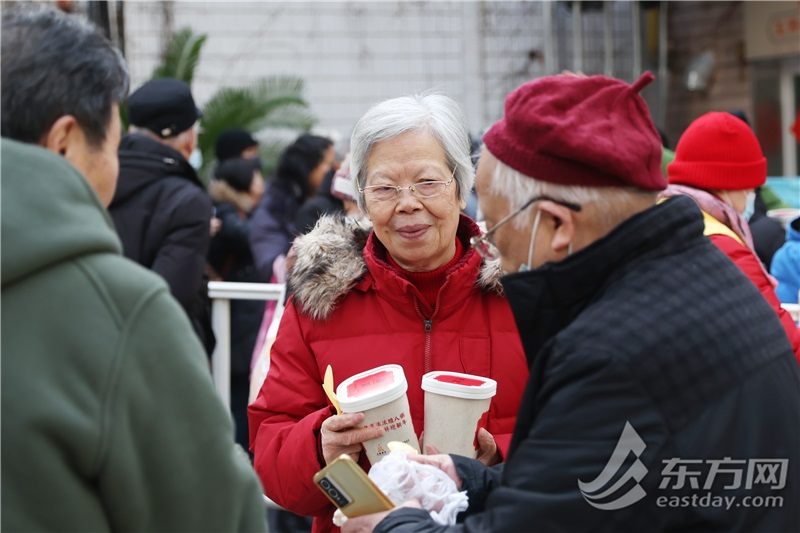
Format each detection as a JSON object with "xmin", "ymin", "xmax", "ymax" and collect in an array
[
  {"xmin": 475, "ymin": 428, "xmax": 500, "ymax": 466},
  {"xmin": 321, "ymin": 412, "xmax": 384, "ymax": 465}
]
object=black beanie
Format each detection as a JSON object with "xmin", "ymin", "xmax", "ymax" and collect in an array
[
  {"xmin": 215, "ymin": 128, "xmax": 258, "ymax": 162},
  {"xmin": 216, "ymin": 157, "xmax": 259, "ymax": 192}
]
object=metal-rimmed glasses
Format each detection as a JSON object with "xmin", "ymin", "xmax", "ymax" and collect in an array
[
  {"xmin": 470, "ymin": 195, "xmax": 582, "ymax": 260},
  {"xmin": 358, "ymin": 167, "xmax": 456, "ymax": 202}
]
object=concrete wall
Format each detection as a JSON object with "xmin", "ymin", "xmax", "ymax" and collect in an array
[{"xmin": 123, "ymin": 1, "xmax": 553, "ymax": 138}]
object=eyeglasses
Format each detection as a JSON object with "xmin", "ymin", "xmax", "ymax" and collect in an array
[
  {"xmin": 359, "ymin": 167, "xmax": 456, "ymax": 202},
  {"xmin": 470, "ymin": 195, "xmax": 582, "ymax": 260}
]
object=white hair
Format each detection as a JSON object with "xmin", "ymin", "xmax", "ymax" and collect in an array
[
  {"xmin": 350, "ymin": 93, "xmax": 474, "ymax": 211},
  {"xmin": 129, "ymin": 122, "xmax": 197, "ymax": 153},
  {"xmin": 490, "ymin": 156, "xmax": 658, "ymax": 231}
]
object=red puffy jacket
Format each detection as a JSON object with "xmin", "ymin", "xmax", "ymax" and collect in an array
[
  {"xmin": 248, "ymin": 215, "xmax": 528, "ymax": 533},
  {"xmin": 710, "ymin": 234, "xmax": 800, "ymax": 361}
]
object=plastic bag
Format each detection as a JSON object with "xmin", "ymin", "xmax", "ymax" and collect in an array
[{"xmin": 368, "ymin": 451, "xmax": 468, "ymax": 525}]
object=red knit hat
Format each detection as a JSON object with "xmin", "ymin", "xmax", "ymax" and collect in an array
[
  {"xmin": 483, "ymin": 72, "xmax": 666, "ymax": 191},
  {"xmin": 668, "ymin": 111, "xmax": 766, "ymax": 190}
]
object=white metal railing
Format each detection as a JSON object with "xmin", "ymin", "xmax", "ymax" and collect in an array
[
  {"xmin": 208, "ymin": 281, "xmax": 285, "ymax": 408},
  {"xmin": 206, "ymin": 287, "xmax": 799, "ymax": 406},
  {"xmin": 208, "ymin": 281, "xmax": 287, "ymax": 512}
]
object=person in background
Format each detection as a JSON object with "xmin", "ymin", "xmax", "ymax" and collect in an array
[
  {"xmin": 215, "ymin": 127, "xmax": 260, "ymax": 162},
  {"xmin": 294, "ymin": 166, "xmax": 345, "ymax": 234},
  {"xmin": 343, "ymin": 73, "xmax": 800, "ymax": 533},
  {"xmin": 328, "ymin": 154, "xmax": 363, "ymax": 219},
  {"xmin": 249, "ymin": 93, "xmax": 529, "ymax": 533},
  {"xmin": 725, "ymin": 109, "xmax": 787, "ymax": 269},
  {"xmin": 662, "ymin": 111, "xmax": 800, "ymax": 360},
  {"xmin": 207, "ymin": 157, "xmax": 266, "ymax": 453},
  {"xmin": 294, "ymin": 152, "xmax": 364, "ymax": 234},
  {"xmin": 772, "ymin": 215, "xmax": 800, "ymax": 304},
  {"xmin": 108, "ymin": 78, "xmax": 216, "ymax": 356},
  {"xmin": 1, "ymin": 6, "xmax": 266, "ymax": 532},
  {"xmin": 249, "ymin": 133, "xmax": 335, "ymax": 281},
  {"xmin": 749, "ymin": 186, "xmax": 788, "ymax": 269}
]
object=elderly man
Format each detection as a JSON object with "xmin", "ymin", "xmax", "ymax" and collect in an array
[
  {"xmin": 1, "ymin": 6, "xmax": 266, "ymax": 531},
  {"xmin": 108, "ymin": 78, "xmax": 215, "ymax": 355},
  {"xmin": 344, "ymin": 74, "xmax": 800, "ymax": 532}
]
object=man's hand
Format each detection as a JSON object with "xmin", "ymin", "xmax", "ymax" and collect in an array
[
  {"xmin": 341, "ymin": 500, "xmax": 422, "ymax": 533},
  {"xmin": 321, "ymin": 412, "xmax": 384, "ymax": 465},
  {"xmin": 409, "ymin": 452, "xmax": 462, "ymax": 490}
]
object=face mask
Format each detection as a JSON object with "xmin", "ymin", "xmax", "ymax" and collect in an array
[
  {"xmin": 188, "ymin": 148, "xmax": 203, "ymax": 170},
  {"xmin": 742, "ymin": 191, "xmax": 756, "ymax": 221},
  {"xmin": 518, "ymin": 209, "xmax": 542, "ymax": 272}
]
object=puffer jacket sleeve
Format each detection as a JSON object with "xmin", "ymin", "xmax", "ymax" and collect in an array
[
  {"xmin": 711, "ymin": 234, "xmax": 800, "ymax": 362},
  {"xmin": 101, "ymin": 285, "xmax": 266, "ymax": 532},
  {"xmin": 248, "ymin": 298, "xmax": 335, "ymax": 516}
]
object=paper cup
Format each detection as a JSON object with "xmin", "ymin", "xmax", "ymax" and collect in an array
[
  {"xmin": 337, "ymin": 364, "xmax": 420, "ymax": 464},
  {"xmin": 421, "ymin": 371, "xmax": 497, "ymax": 458}
]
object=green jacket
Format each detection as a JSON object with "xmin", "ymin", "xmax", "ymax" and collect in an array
[{"xmin": 1, "ymin": 139, "xmax": 267, "ymax": 532}]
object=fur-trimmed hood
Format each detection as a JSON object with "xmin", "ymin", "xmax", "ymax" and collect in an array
[
  {"xmin": 209, "ymin": 179, "xmax": 257, "ymax": 213},
  {"xmin": 288, "ymin": 214, "xmax": 505, "ymax": 320}
]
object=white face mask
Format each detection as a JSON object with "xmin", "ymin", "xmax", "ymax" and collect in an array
[
  {"xmin": 723, "ymin": 190, "xmax": 756, "ymax": 221},
  {"xmin": 188, "ymin": 148, "xmax": 203, "ymax": 170},
  {"xmin": 517, "ymin": 210, "xmax": 574, "ymax": 273},
  {"xmin": 742, "ymin": 191, "xmax": 756, "ymax": 221}
]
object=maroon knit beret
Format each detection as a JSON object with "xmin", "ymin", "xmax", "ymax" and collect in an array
[
  {"xmin": 484, "ymin": 72, "xmax": 666, "ymax": 191},
  {"xmin": 668, "ymin": 111, "xmax": 766, "ymax": 191}
]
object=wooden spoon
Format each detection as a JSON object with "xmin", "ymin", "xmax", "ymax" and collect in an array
[{"xmin": 323, "ymin": 365, "xmax": 342, "ymax": 414}]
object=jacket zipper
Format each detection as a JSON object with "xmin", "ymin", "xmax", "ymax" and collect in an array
[
  {"xmin": 413, "ymin": 299, "xmax": 434, "ymax": 374},
  {"xmin": 415, "ymin": 276, "xmax": 450, "ymax": 374},
  {"xmin": 423, "ymin": 318, "xmax": 433, "ymax": 373}
]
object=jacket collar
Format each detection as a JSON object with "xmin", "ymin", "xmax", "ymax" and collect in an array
[
  {"xmin": 501, "ymin": 195, "xmax": 704, "ymax": 365},
  {"xmin": 289, "ymin": 214, "xmax": 504, "ymax": 321},
  {"xmin": 116, "ymin": 133, "xmax": 201, "ymax": 186}
]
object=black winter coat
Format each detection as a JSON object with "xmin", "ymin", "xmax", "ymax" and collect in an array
[
  {"xmin": 207, "ymin": 197, "xmax": 265, "ymax": 377},
  {"xmin": 108, "ymin": 134, "xmax": 215, "ymax": 354},
  {"xmin": 377, "ymin": 196, "xmax": 800, "ymax": 533}
]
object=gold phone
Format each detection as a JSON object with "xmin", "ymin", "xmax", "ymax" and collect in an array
[{"xmin": 313, "ymin": 454, "xmax": 395, "ymax": 517}]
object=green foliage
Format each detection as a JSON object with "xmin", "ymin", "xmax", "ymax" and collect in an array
[
  {"xmin": 151, "ymin": 27, "xmax": 207, "ymax": 85},
  {"xmin": 197, "ymin": 77, "xmax": 317, "ymax": 180}
]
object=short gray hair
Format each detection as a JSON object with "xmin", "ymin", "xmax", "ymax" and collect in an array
[
  {"xmin": 490, "ymin": 153, "xmax": 658, "ymax": 231},
  {"xmin": 350, "ymin": 93, "xmax": 474, "ymax": 211}
]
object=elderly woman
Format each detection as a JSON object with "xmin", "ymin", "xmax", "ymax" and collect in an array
[
  {"xmin": 248, "ymin": 94, "xmax": 528, "ymax": 532},
  {"xmin": 661, "ymin": 111, "xmax": 799, "ymax": 360}
]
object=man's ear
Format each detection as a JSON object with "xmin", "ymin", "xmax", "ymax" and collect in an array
[
  {"xmin": 539, "ymin": 201, "xmax": 575, "ymax": 254},
  {"xmin": 42, "ymin": 115, "xmax": 81, "ymax": 156}
]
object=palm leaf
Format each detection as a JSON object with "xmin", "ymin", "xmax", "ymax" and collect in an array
[
  {"xmin": 197, "ymin": 75, "xmax": 317, "ymax": 179},
  {"xmin": 152, "ymin": 27, "xmax": 207, "ymax": 85}
]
